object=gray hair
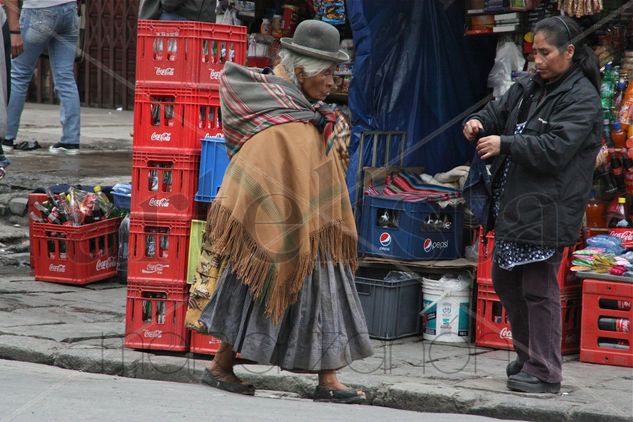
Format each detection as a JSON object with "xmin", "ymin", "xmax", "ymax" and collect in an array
[{"xmin": 279, "ymin": 49, "xmax": 334, "ymax": 88}]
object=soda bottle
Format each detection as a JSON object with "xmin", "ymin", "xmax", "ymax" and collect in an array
[
  {"xmin": 598, "ymin": 163, "xmax": 618, "ymax": 200},
  {"xmin": 614, "ymin": 80, "xmax": 626, "ymax": 112},
  {"xmin": 66, "ymin": 193, "xmax": 82, "ymax": 226},
  {"xmin": 33, "ymin": 201, "xmax": 51, "ymax": 221},
  {"xmin": 30, "ymin": 211, "xmax": 44, "ymax": 223},
  {"xmin": 153, "ymin": 37, "xmax": 164, "ymax": 61},
  {"xmin": 598, "ymin": 317, "xmax": 630, "ymax": 333},
  {"xmin": 585, "ymin": 191, "xmax": 606, "ymax": 228},
  {"xmin": 610, "ymin": 155, "xmax": 624, "ymax": 192},
  {"xmin": 167, "ymin": 38, "xmax": 177, "ymax": 61},
  {"xmin": 117, "ymin": 215, "xmax": 130, "ymax": 285},
  {"xmin": 599, "ymin": 299, "xmax": 632, "ymax": 310},
  {"xmin": 611, "ymin": 122, "xmax": 627, "ymax": 148},
  {"xmin": 149, "ymin": 169, "xmax": 159, "ymax": 192},
  {"xmin": 607, "ymin": 197, "xmax": 633, "ymax": 228},
  {"xmin": 93, "ymin": 185, "xmax": 115, "ymax": 218},
  {"xmin": 598, "ymin": 339, "xmax": 630, "ymax": 350}
]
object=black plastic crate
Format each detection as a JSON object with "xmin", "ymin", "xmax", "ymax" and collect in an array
[{"xmin": 355, "ymin": 268, "xmax": 422, "ymax": 341}]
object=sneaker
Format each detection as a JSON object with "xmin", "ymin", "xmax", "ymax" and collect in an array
[
  {"xmin": 2, "ymin": 139, "xmax": 14, "ymax": 153},
  {"xmin": 49, "ymin": 143, "xmax": 80, "ymax": 155}
]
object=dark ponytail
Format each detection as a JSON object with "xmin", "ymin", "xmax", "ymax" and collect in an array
[{"xmin": 534, "ymin": 16, "xmax": 601, "ymax": 92}]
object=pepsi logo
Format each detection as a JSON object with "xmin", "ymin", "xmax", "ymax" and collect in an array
[
  {"xmin": 423, "ymin": 238, "xmax": 432, "ymax": 253},
  {"xmin": 379, "ymin": 232, "xmax": 392, "ymax": 247}
]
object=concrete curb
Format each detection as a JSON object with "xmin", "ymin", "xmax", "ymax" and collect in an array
[{"xmin": 0, "ymin": 337, "xmax": 630, "ymax": 422}]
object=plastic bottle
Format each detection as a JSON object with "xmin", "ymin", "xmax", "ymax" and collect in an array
[
  {"xmin": 611, "ymin": 122, "xmax": 627, "ymax": 148},
  {"xmin": 94, "ymin": 185, "xmax": 115, "ymax": 218},
  {"xmin": 608, "ymin": 197, "xmax": 633, "ymax": 228},
  {"xmin": 117, "ymin": 214, "xmax": 130, "ymax": 285},
  {"xmin": 585, "ymin": 191, "xmax": 607, "ymax": 228},
  {"xmin": 619, "ymin": 81, "xmax": 633, "ymax": 130}
]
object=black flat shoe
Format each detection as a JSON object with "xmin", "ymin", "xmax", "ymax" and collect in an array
[
  {"xmin": 507, "ymin": 371, "xmax": 561, "ymax": 394},
  {"xmin": 200, "ymin": 368, "xmax": 255, "ymax": 396},
  {"xmin": 506, "ymin": 360, "xmax": 523, "ymax": 378},
  {"xmin": 313, "ymin": 385, "xmax": 367, "ymax": 404}
]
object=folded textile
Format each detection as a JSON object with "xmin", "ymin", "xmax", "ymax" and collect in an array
[{"xmin": 365, "ymin": 171, "xmax": 462, "ymax": 203}]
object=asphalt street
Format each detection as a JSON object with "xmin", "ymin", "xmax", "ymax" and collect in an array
[{"xmin": 0, "ymin": 360, "xmax": 509, "ymax": 422}]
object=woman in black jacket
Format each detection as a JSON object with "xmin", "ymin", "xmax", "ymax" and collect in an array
[{"xmin": 463, "ymin": 16, "xmax": 601, "ymax": 394}]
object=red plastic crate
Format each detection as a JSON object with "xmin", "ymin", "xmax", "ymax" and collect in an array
[
  {"xmin": 133, "ymin": 85, "xmax": 222, "ymax": 152},
  {"xmin": 189, "ymin": 331, "xmax": 223, "ymax": 355},
  {"xmin": 124, "ymin": 281, "xmax": 189, "ymax": 351},
  {"xmin": 580, "ymin": 279, "xmax": 633, "ymax": 368},
  {"xmin": 127, "ymin": 217, "xmax": 191, "ymax": 284},
  {"xmin": 130, "ymin": 150, "xmax": 200, "ymax": 220},
  {"xmin": 477, "ymin": 229, "xmax": 581, "ymax": 290},
  {"xmin": 475, "ymin": 284, "xmax": 582, "ymax": 354},
  {"xmin": 28, "ymin": 193, "xmax": 121, "ymax": 285},
  {"xmin": 136, "ymin": 20, "xmax": 247, "ymax": 86}
]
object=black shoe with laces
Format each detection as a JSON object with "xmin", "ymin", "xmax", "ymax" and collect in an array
[{"xmin": 49, "ymin": 142, "xmax": 80, "ymax": 155}]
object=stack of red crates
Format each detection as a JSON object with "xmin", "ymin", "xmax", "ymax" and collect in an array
[
  {"xmin": 580, "ymin": 279, "xmax": 632, "ymax": 367},
  {"xmin": 124, "ymin": 20, "xmax": 246, "ymax": 353},
  {"xmin": 475, "ymin": 229, "xmax": 583, "ymax": 354}
]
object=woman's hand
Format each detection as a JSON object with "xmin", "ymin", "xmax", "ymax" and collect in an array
[
  {"xmin": 11, "ymin": 33, "xmax": 23, "ymax": 58},
  {"xmin": 476, "ymin": 135, "xmax": 501, "ymax": 160},
  {"xmin": 463, "ymin": 119, "xmax": 483, "ymax": 142}
]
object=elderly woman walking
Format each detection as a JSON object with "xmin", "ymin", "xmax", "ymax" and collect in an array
[{"xmin": 187, "ymin": 20, "xmax": 373, "ymax": 403}]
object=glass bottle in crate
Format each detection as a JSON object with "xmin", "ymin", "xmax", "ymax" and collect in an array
[{"xmin": 117, "ymin": 215, "xmax": 130, "ymax": 284}]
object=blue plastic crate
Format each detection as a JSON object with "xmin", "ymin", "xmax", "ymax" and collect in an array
[
  {"xmin": 358, "ymin": 195, "xmax": 463, "ymax": 260},
  {"xmin": 112, "ymin": 191, "xmax": 131, "ymax": 210},
  {"xmin": 195, "ymin": 137, "xmax": 230, "ymax": 203}
]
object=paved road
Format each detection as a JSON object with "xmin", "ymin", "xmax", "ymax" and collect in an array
[{"xmin": 0, "ymin": 360, "xmax": 506, "ymax": 422}]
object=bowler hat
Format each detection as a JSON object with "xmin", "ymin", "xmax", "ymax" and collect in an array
[{"xmin": 280, "ymin": 20, "xmax": 349, "ymax": 63}]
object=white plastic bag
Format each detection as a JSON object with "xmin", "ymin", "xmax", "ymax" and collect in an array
[{"xmin": 487, "ymin": 39, "xmax": 525, "ymax": 98}]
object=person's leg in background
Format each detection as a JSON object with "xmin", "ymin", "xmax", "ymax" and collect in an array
[
  {"xmin": 0, "ymin": 7, "xmax": 9, "ymax": 177},
  {"xmin": 6, "ymin": 7, "xmax": 54, "ymax": 148},
  {"xmin": 47, "ymin": 2, "xmax": 80, "ymax": 154},
  {"xmin": 2, "ymin": 19, "xmax": 10, "ymax": 101}
]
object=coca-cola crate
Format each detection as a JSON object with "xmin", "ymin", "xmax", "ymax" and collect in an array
[
  {"xmin": 133, "ymin": 85, "xmax": 222, "ymax": 153},
  {"xmin": 124, "ymin": 281, "xmax": 189, "ymax": 352},
  {"xmin": 131, "ymin": 149, "xmax": 199, "ymax": 220},
  {"xmin": 127, "ymin": 217, "xmax": 191, "ymax": 284},
  {"xmin": 475, "ymin": 284, "xmax": 582, "ymax": 354},
  {"xmin": 477, "ymin": 229, "xmax": 581, "ymax": 290},
  {"xmin": 136, "ymin": 20, "xmax": 247, "ymax": 86},
  {"xmin": 29, "ymin": 197, "xmax": 121, "ymax": 285},
  {"xmin": 189, "ymin": 331, "xmax": 223, "ymax": 355},
  {"xmin": 580, "ymin": 279, "xmax": 633, "ymax": 367}
]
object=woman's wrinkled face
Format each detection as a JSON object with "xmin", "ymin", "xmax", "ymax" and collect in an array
[
  {"xmin": 296, "ymin": 65, "xmax": 336, "ymax": 101},
  {"xmin": 533, "ymin": 32, "xmax": 574, "ymax": 81}
]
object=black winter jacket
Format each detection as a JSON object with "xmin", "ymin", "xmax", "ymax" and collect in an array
[
  {"xmin": 468, "ymin": 67, "xmax": 602, "ymax": 247},
  {"xmin": 139, "ymin": 0, "xmax": 216, "ymax": 23}
]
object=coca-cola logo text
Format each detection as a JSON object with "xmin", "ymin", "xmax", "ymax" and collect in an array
[
  {"xmin": 96, "ymin": 257, "xmax": 117, "ymax": 271},
  {"xmin": 150, "ymin": 132, "xmax": 172, "ymax": 142},
  {"xmin": 148, "ymin": 198, "xmax": 170, "ymax": 208},
  {"xmin": 609, "ymin": 230, "xmax": 633, "ymax": 246},
  {"xmin": 155, "ymin": 67, "xmax": 175, "ymax": 76},
  {"xmin": 144, "ymin": 330, "xmax": 163, "ymax": 338},
  {"xmin": 209, "ymin": 70, "xmax": 222, "ymax": 80},
  {"xmin": 499, "ymin": 327, "xmax": 513, "ymax": 340},
  {"xmin": 49, "ymin": 264, "xmax": 66, "ymax": 273},
  {"xmin": 142, "ymin": 263, "xmax": 170, "ymax": 274}
]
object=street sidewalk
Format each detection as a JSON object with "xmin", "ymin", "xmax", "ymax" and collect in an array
[{"xmin": 0, "ymin": 104, "xmax": 632, "ymax": 421}]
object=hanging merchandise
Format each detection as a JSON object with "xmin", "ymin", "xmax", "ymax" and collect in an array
[
  {"xmin": 314, "ymin": 0, "xmax": 346, "ymax": 25},
  {"xmin": 557, "ymin": 0, "xmax": 603, "ymax": 17},
  {"xmin": 488, "ymin": 38, "xmax": 526, "ymax": 98}
]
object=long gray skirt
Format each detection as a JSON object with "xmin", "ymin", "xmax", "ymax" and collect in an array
[{"xmin": 198, "ymin": 261, "xmax": 374, "ymax": 372}]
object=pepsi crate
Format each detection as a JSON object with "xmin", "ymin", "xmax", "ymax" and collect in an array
[
  {"xmin": 358, "ymin": 195, "xmax": 464, "ymax": 261},
  {"xmin": 195, "ymin": 137, "xmax": 230, "ymax": 202}
]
